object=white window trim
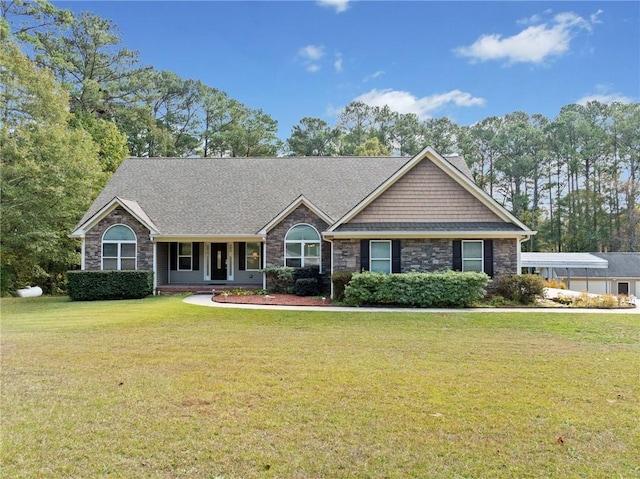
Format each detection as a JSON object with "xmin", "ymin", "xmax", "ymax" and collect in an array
[
  {"xmin": 101, "ymin": 224, "xmax": 137, "ymax": 271},
  {"xmin": 462, "ymin": 240, "xmax": 484, "ymax": 273},
  {"xmin": 245, "ymin": 242, "xmax": 262, "ymax": 271},
  {"xmin": 177, "ymin": 242, "xmax": 193, "ymax": 271},
  {"xmin": 370, "ymin": 240, "xmax": 392, "ymax": 274},
  {"xmin": 284, "ymin": 223, "xmax": 322, "ymax": 271}
]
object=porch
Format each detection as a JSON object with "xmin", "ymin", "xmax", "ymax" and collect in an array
[{"xmin": 155, "ymin": 283, "xmax": 263, "ymax": 295}]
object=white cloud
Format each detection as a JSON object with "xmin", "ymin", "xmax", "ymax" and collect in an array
[
  {"xmin": 317, "ymin": 0, "xmax": 350, "ymax": 14},
  {"xmin": 298, "ymin": 45, "xmax": 325, "ymax": 72},
  {"xmin": 334, "ymin": 53, "xmax": 343, "ymax": 72},
  {"xmin": 353, "ymin": 88, "xmax": 486, "ymax": 120},
  {"xmin": 363, "ymin": 70, "xmax": 385, "ymax": 82},
  {"xmin": 577, "ymin": 85, "xmax": 633, "ymax": 105},
  {"xmin": 455, "ymin": 11, "xmax": 596, "ymax": 64}
]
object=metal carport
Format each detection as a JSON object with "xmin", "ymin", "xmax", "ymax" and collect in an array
[{"xmin": 520, "ymin": 252, "xmax": 609, "ymax": 291}]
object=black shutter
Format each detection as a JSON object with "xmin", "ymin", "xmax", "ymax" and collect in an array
[
  {"xmin": 192, "ymin": 243, "xmax": 200, "ymax": 271},
  {"xmin": 391, "ymin": 240, "xmax": 401, "ymax": 273},
  {"xmin": 170, "ymin": 242, "xmax": 177, "ymax": 271},
  {"xmin": 238, "ymin": 242, "xmax": 246, "ymax": 271},
  {"xmin": 360, "ymin": 239, "xmax": 370, "ymax": 272},
  {"xmin": 452, "ymin": 240, "xmax": 462, "ymax": 271},
  {"xmin": 483, "ymin": 240, "xmax": 494, "ymax": 277}
]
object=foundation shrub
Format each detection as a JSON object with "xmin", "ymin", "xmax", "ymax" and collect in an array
[
  {"xmin": 294, "ymin": 278, "xmax": 319, "ymax": 296},
  {"xmin": 66, "ymin": 270, "xmax": 153, "ymax": 301},
  {"xmin": 493, "ymin": 274, "xmax": 544, "ymax": 305},
  {"xmin": 263, "ymin": 267, "xmax": 295, "ymax": 293},
  {"xmin": 331, "ymin": 271, "xmax": 353, "ymax": 301},
  {"xmin": 344, "ymin": 270, "xmax": 489, "ymax": 308}
]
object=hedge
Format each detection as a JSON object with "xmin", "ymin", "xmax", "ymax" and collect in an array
[
  {"xmin": 492, "ymin": 274, "xmax": 544, "ymax": 304},
  {"xmin": 344, "ymin": 270, "xmax": 490, "ymax": 308},
  {"xmin": 66, "ymin": 270, "xmax": 153, "ymax": 301}
]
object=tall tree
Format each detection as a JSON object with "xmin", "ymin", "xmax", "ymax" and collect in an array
[
  {"xmin": 1, "ymin": 42, "xmax": 103, "ymax": 293},
  {"xmin": 287, "ymin": 117, "xmax": 339, "ymax": 156}
]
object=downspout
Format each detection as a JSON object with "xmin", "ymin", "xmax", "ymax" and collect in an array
[
  {"xmin": 262, "ymin": 239, "xmax": 267, "ymax": 290},
  {"xmin": 80, "ymin": 238, "xmax": 86, "ymax": 270},
  {"xmin": 326, "ymin": 237, "xmax": 335, "ymax": 299}
]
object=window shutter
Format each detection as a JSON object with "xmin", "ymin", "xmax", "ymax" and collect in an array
[
  {"xmin": 192, "ymin": 243, "xmax": 200, "ymax": 271},
  {"xmin": 452, "ymin": 240, "xmax": 462, "ymax": 271},
  {"xmin": 392, "ymin": 240, "xmax": 401, "ymax": 273},
  {"xmin": 360, "ymin": 239, "xmax": 370, "ymax": 272},
  {"xmin": 483, "ymin": 240, "xmax": 494, "ymax": 277},
  {"xmin": 170, "ymin": 242, "xmax": 177, "ymax": 271},
  {"xmin": 238, "ymin": 242, "xmax": 246, "ymax": 271}
]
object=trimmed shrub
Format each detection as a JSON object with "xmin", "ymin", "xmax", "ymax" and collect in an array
[
  {"xmin": 493, "ymin": 274, "xmax": 544, "ymax": 305},
  {"xmin": 294, "ymin": 278, "xmax": 319, "ymax": 296},
  {"xmin": 294, "ymin": 265, "xmax": 320, "ymax": 281},
  {"xmin": 262, "ymin": 266, "xmax": 295, "ymax": 293},
  {"xmin": 344, "ymin": 270, "xmax": 489, "ymax": 308},
  {"xmin": 66, "ymin": 270, "xmax": 153, "ymax": 301},
  {"xmin": 331, "ymin": 271, "xmax": 353, "ymax": 301}
]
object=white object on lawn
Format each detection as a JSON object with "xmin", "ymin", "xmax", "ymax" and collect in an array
[{"xmin": 16, "ymin": 286, "xmax": 43, "ymax": 298}]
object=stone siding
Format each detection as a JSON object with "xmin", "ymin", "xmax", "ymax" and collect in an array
[
  {"xmin": 265, "ymin": 204, "xmax": 331, "ymax": 271},
  {"xmin": 85, "ymin": 207, "xmax": 153, "ymax": 271},
  {"xmin": 332, "ymin": 237, "xmax": 519, "ymax": 275}
]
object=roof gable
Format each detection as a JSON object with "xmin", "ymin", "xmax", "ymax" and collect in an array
[
  {"xmin": 259, "ymin": 195, "xmax": 333, "ymax": 234},
  {"xmin": 70, "ymin": 197, "xmax": 158, "ymax": 238},
  {"xmin": 327, "ymin": 146, "xmax": 532, "ymax": 234}
]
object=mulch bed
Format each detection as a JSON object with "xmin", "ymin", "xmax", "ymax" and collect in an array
[{"xmin": 212, "ymin": 293, "xmax": 332, "ymax": 307}]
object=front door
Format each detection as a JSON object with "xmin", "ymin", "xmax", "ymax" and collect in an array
[
  {"xmin": 211, "ymin": 243, "xmax": 228, "ymax": 281},
  {"xmin": 617, "ymin": 282, "xmax": 629, "ymax": 296}
]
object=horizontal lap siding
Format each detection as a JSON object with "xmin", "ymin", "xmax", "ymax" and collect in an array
[{"xmin": 351, "ymin": 160, "xmax": 502, "ymax": 224}]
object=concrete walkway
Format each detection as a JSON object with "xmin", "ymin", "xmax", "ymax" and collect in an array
[{"xmin": 183, "ymin": 294, "xmax": 640, "ymax": 315}]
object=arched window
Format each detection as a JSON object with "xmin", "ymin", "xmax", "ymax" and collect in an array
[
  {"xmin": 285, "ymin": 224, "xmax": 321, "ymax": 269},
  {"xmin": 102, "ymin": 225, "xmax": 137, "ymax": 270}
]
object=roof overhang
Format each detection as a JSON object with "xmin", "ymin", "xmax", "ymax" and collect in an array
[
  {"xmin": 150, "ymin": 234, "xmax": 264, "ymax": 243},
  {"xmin": 324, "ymin": 230, "xmax": 532, "ymax": 240},
  {"xmin": 70, "ymin": 197, "xmax": 159, "ymax": 238},
  {"xmin": 520, "ymin": 252, "xmax": 609, "ymax": 269}
]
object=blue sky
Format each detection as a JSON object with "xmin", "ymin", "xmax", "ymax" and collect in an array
[{"xmin": 55, "ymin": 1, "xmax": 639, "ymax": 140}]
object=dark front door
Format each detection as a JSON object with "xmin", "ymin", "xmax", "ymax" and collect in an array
[
  {"xmin": 211, "ymin": 243, "xmax": 227, "ymax": 281},
  {"xmin": 617, "ymin": 282, "xmax": 629, "ymax": 296}
]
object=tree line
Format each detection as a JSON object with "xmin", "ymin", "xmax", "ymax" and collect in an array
[{"xmin": 1, "ymin": 1, "xmax": 638, "ymax": 293}]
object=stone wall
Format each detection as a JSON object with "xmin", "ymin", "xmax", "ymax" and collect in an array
[
  {"xmin": 265, "ymin": 204, "xmax": 331, "ymax": 271},
  {"xmin": 84, "ymin": 206, "xmax": 153, "ymax": 271},
  {"xmin": 332, "ymin": 237, "xmax": 520, "ymax": 275}
]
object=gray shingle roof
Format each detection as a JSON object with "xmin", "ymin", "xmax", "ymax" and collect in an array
[
  {"xmin": 78, "ymin": 156, "xmax": 414, "ymax": 236},
  {"xmin": 556, "ymin": 252, "xmax": 640, "ymax": 278}
]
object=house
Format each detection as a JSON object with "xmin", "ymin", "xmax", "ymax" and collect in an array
[
  {"xmin": 551, "ymin": 253, "xmax": 640, "ymax": 297},
  {"xmin": 70, "ymin": 146, "xmax": 535, "ymax": 296}
]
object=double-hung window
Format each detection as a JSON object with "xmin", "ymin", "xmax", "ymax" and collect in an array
[
  {"xmin": 285, "ymin": 224, "xmax": 321, "ymax": 269},
  {"xmin": 178, "ymin": 243, "xmax": 193, "ymax": 270},
  {"xmin": 102, "ymin": 225, "xmax": 136, "ymax": 270},
  {"xmin": 462, "ymin": 240, "xmax": 483, "ymax": 272},
  {"xmin": 245, "ymin": 242, "xmax": 261, "ymax": 270},
  {"xmin": 370, "ymin": 240, "xmax": 392, "ymax": 274}
]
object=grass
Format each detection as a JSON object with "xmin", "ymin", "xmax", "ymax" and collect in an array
[{"xmin": 2, "ymin": 296, "xmax": 639, "ymax": 478}]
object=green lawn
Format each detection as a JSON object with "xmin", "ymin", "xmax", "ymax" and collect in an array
[{"xmin": 2, "ymin": 296, "xmax": 639, "ymax": 478}]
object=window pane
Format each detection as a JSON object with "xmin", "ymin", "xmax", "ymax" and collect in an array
[
  {"xmin": 103, "ymin": 243, "xmax": 118, "ymax": 257},
  {"xmin": 463, "ymin": 259, "xmax": 482, "ymax": 272},
  {"xmin": 179, "ymin": 243, "xmax": 192, "ymax": 255},
  {"xmin": 286, "ymin": 258, "xmax": 301, "ymax": 268},
  {"xmin": 247, "ymin": 257, "xmax": 260, "ymax": 270},
  {"xmin": 304, "ymin": 257, "xmax": 320, "ymax": 266},
  {"xmin": 286, "ymin": 225, "xmax": 319, "ymax": 241},
  {"xmin": 304, "ymin": 242, "xmax": 320, "ymax": 257},
  {"xmin": 370, "ymin": 241, "xmax": 391, "ymax": 259},
  {"xmin": 121, "ymin": 259, "xmax": 136, "ymax": 270},
  {"xmin": 179, "ymin": 257, "xmax": 192, "ymax": 270},
  {"xmin": 121, "ymin": 243, "xmax": 136, "ymax": 257},
  {"xmin": 103, "ymin": 225, "xmax": 135, "ymax": 241},
  {"xmin": 286, "ymin": 243, "xmax": 301, "ymax": 256},
  {"xmin": 371, "ymin": 259, "xmax": 391, "ymax": 274},
  {"xmin": 103, "ymin": 258, "xmax": 118, "ymax": 270},
  {"xmin": 463, "ymin": 241, "xmax": 482, "ymax": 259}
]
